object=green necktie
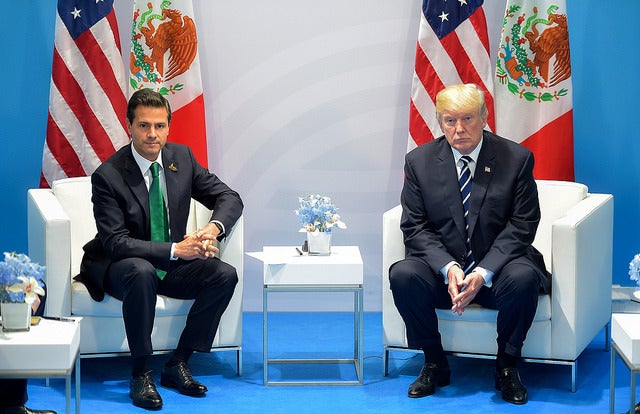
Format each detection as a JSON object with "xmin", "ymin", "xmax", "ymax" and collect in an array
[{"xmin": 149, "ymin": 162, "xmax": 169, "ymax": 279}]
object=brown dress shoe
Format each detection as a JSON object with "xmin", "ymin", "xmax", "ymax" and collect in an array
[{"xmin": 407, "ymin": 363, "xmax": 451, "ymax": 398}]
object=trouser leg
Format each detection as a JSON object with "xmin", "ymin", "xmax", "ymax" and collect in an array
[
  {"xmin": 105, "ymin": 257, "xmax": 158, "ymax": 358},
  {"xmin": 389, "ymin": 258, "xmax": 451, "ymax": 361},
  {"xmin": 160, "ymin": 257, "xmax": 238, "ymax": 353},
  {"xmin": 474, "ymin": 262, "xmax": 540, "ymax": 359}
]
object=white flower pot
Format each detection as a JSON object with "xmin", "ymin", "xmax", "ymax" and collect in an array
[
  {"xmin": 307, "ymin": 231, "xmax": 332, "ymax": 256},
  {"xmin": 1, "ymin": 302, "xmax": 31, "ymax": 332}
]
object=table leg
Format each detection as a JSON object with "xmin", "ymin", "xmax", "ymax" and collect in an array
[
  {"xmin": 75, "ymin": 353, "xmax": 81, "ymax": 414},
  {"xmin": 610, "ymin": 345, "xmax": 616, "ymax": 414},
  {"xmin": 357, "ymin": 288, "xmax": 363, "ymax": 384},
  {"xmin": 632, "ymin": 370, "xmax": 636, "ymax": 414},
  {"xmin": 263, "ymin": 287, "xmax": 269, "ymax": 385},
  {"xmin": 65, "ymin": 374, "xmax": 71, "ymax": 414},
  {"xmin": 352, "ymin": 290, "xmax": 358, "ymax": 362}
]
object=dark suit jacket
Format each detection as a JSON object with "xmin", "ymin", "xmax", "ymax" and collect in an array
[
  {"xmin": 400, "ymin": 131, "xmax": 550, "ymax": 293},
  {"xmin": 76, "ymin": 142, "xmax": 244, "ymax": 301}
]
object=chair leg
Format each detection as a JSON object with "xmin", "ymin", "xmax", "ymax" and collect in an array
[
  {"xmin": 604, "ymin": 322, "xmax": 611, "ymax": 352},
  {"xmin": 237, "ymin": 348, "xmax": 242, "ymax": 376},
  {"xmin": 383, "ymin": 348, "xmax": 389, "ymax": 376},
  {"xmin": 571, "ymin": 360, "xmax": 577, "ymax": 393}
]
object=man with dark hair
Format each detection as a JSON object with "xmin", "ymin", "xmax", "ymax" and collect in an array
[{"xmin": 78, "ymin": 88, "xmax": 243, "ymax": 409}]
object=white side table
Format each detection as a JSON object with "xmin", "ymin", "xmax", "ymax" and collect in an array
[
  {"xmin": 0, "ymin": 317, "xmax": 81, "ymax": 414},
  {"xmin": 255, "ymin": 245, "xmax": 364, "ymax": 386},
  {"xmin": 610, "ymin": 313, "xmax": 640, "ymax": 414}
]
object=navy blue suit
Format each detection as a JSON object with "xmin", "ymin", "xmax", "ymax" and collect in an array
[
  {"xmin": 389, "ymin": 131, "xmax": 550, "ymax": 358},
  {"xmin": 78, "ymin": 142, "xmax": 243, "ymax": 357}
]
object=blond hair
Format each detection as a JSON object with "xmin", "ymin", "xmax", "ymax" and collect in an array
[{"xmin": 435, "ymin": 84, "xmax": 488, "ymax": 121}]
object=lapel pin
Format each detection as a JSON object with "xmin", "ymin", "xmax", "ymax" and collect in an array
[
  {"xmin": 168, "ymin": 163, "xmax": 178, "ymax": 172},
  {"xmin": 484, "ymin": 166, "xmax": 491, "ymax": 173}
]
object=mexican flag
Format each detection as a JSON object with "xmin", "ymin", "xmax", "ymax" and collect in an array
[
  {"xmin": 129, "ymin": 0, "xmax": 209, "ymax": 166},
  {"xmin": 494, "ymin": 0, "xmax": 574, "ymax": 181}
]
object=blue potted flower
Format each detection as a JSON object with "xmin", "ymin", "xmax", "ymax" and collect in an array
[
  {"xmin": 0, "ymin": 252, "xmax": 45, "ymax": 332},
  {"xmin": 295, "ymin": 194, "xmax": 346, "ymax": 255},
  {"xmin": 629, "ymin": 254, "xmax": 640, "ymax": 302}
]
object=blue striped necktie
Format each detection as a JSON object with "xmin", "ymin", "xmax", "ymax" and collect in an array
[{"xmin": 459, "ymin": 156, "xmax": 475, "ymax": 274}]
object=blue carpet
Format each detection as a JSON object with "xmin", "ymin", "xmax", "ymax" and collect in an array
[{"xmin": 24, "ymin": 313, "xmax": 630, "ymax": 413}]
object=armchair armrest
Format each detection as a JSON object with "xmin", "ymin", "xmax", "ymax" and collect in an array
[
  {"xmin": 219, "ymin": 215, "xmax": 244, "ymax": 276},
  {"xmin": 27, "ymin": 188, "xmax": 72, "ymax": 317},
  {"xmin": 382, "ymin": 205, "xmax": 406, "ymax": 345},
  {"xmin": 550, "ymin": 192, "xmax": 614, "ymax": 359},
  {"xmin": 382, "ymin": 205, "xmax": 405, "ymax": 278},
  {"xmin": 189, "ymin": 199, "xmax": 244, "ymax": 345}
]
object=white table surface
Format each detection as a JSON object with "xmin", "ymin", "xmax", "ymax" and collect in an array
[
  {"xmin": 250, "ymin": 245, "xmax": 363, "ymax": 285},
  {"xmin": 0, "ymin": 317, "xmax": 81, "ymax": 374},
  {"xmin": 0, "ymin": 317, "xmax": 82, "ymax": 413}
]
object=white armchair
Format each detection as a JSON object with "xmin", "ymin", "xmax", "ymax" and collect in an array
[
  {"xmin": 382, "ymin": 180, "xmax": 613, "ymax": 391},
  {"xmin": 27, "ymin": 176, "xmax": 244, "ymax": 374}
]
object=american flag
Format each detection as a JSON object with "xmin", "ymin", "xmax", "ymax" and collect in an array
[
  {"xmin": 408, "ymin": 0, "xmax": 494, "ymax": 150},
  {"xmin": 41, "ymin": 0, "xmax": 128, "ymax": 188}
]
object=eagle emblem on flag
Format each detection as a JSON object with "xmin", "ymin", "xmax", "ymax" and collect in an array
[
  {"xmin": 130, "ymin": 2, "xmax": 198, "ymax": 95},
  {"xmin": 495, "ymin": 4, "xmax": 570, "ymax": 103}
]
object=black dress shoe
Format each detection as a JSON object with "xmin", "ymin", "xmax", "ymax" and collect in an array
[
  {"xmin": 4, "ymin": 406, "xmax": 56, "ymax": 414},
  {"xmin": 407, "ymin": 363, "xmax": 451, "ymax": 398},
  {"xmin": 161, "ymin": 361, "xmax": 208, "ymax": 396},
  {"xmin": 130, "ymin": 371, "xmax": 163, "ymax": 409},
  {"xmin": 626, "ymin": 401, "xmax": 640, "ymax": 413},
  {"xmin": 494, "ymin": 367, "xmax": 528, "ymax": 405}
]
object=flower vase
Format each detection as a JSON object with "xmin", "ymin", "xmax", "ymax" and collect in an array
[
  {"xmin": 1, "ymin": 302, "xmax": 31, "ymax": 332},
  {"xmin": 307, "ymin": 231, "xmax": 332, "ymax": 256}
]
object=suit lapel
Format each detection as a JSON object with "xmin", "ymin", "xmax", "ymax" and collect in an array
[
  {"xmin": 123, "ymin": 146, "xmax": 150, "ymax": 228},
  {"xmin": 467, "ymin": 133, "xmax": 495, "ymax": 237},
  {"xmin": 162, "ymin": 145, "xmax": 182, "ymax": 238},
  {"xmin": 436, "ymin": 141, "xmax": 467, "ymax": 241}
]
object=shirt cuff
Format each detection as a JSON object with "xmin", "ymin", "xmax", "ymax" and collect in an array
[
  {"xmin": 474, "ymin": 266, "xmax": 494, "ymax": 287},
  {"xmin": 211, "ymin": 220, "xmax": 225, "ymax": 237},
  {"xmin": 441, "ymin": 261, "xmax": 458, "ymax": 284},
  {"xmin": 170, "ymin": 243, "xmax": 177, "ymax": 260}
]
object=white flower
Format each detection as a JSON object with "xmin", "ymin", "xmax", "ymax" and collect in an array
[
  {"xmin": 0, "ymin": 252, "xmax": 46, "ymax": 304},
  {"xmin": 7, "ymin": 276, "xmax": 46, "ymax": 305}
]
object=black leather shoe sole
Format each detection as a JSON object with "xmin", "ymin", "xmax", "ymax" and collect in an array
[
  {"xmin": 129, "ymin": 394, "xmax": 163, "ymax": 410},
  {"xmin": 129, "ymin": 388, "xmax": 162, "ymax": 410},
  {"xmin": 160, "ymin": 378, "xmax": 207, "ymax": 396}
]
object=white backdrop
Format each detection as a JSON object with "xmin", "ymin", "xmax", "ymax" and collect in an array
[{"xmin": 113, "ymin": 1, "xmax": 506, "ymax": 311}]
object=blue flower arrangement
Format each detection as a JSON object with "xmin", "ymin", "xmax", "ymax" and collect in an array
[
  {"xmin": 0, "ymin": 252, "xmax": 45, "ymax": 304},
  {"xmin": 295, "ymin": 194, "xmax": 346, "ymax": 233},
  {"xmin": 630, "ymin": 253, "xmax": 640, "ymax": 284}
]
